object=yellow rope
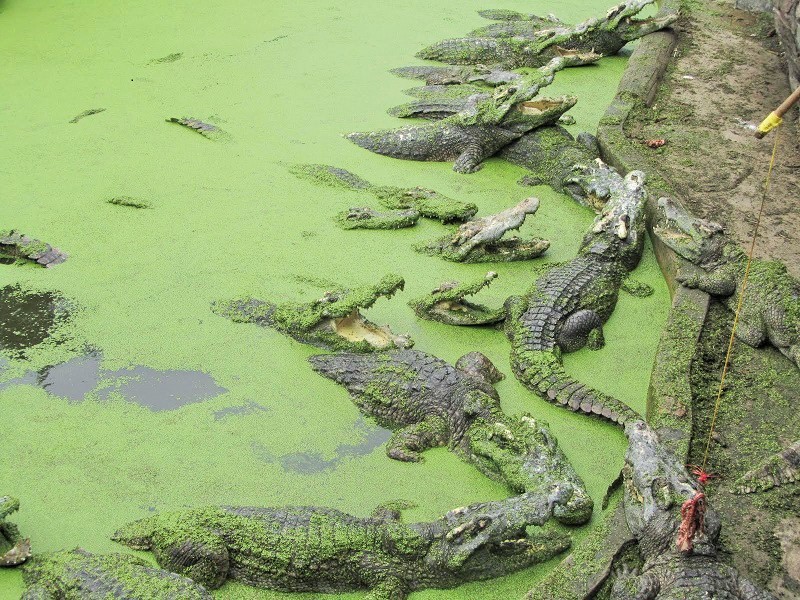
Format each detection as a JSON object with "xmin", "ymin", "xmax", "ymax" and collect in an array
[{"xmin": 700, "ymin": 126, "xmax": 781, "ymax": 471}]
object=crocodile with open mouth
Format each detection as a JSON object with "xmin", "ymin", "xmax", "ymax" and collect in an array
[
  {"xmin": 0, "ymin": 231, "xmax": 67, "ymax": 268},
  {"xmin": 212, "ymin": 274, "xmax": 412, "ymax": 352},
  {"xmin": 608, "ymin": 420, "xmax": 776, "ymax": 599},
  {"xmin": 347, "ymin": 54, "xmax": 598, "ymax": 173},
  {"xmin": 308, "ymin": 348, "xmax": 593, "ymax": 524},
  {"xmin": 416, "ymin": 0, "xmax": 678, "ymax": 69},
  {"xmin": 290, "ymin": 164, "xmax": 478, "ymax": 224},
  {"xmin": 653, "ymin": 196, "xmax": 800, "ymax": 370},
  {"xmin": 408, "ymin": 271, "xmax": 506, "ymax": 326},
  {"xmin": 0, "ymin": 495, "xmax": 30, "ymax": 567},
  {"xmin": 417, "ymin": 197, "xmax": 550, "ymax": 263},
  {"xmin": 20, "ymin": 548, "xmax": 212, "ymax": 599},
  {"xmin": 112, "ymin": 494, "xmax": 571, "ymax": 598},
  {"xmin": 504, "ymin": 160, "xmax": 651, "ymax": 425}
]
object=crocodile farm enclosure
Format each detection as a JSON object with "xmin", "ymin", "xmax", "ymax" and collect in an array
[{"xmin": 1, "ymin": 0, "xmax": 799, "ymax": 598}]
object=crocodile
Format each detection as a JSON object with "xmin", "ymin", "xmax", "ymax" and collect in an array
[
  {"xmin": 417, "ymin": 197, "xmax": 550, "ymax": 263},
  {"xmin": 390, "ymin": 65, "xmax": 520, "ymax": 86},
  {"xmin": 498, "ymin": 126, "xmax": 603, "ymax": 204},
  {"xmin": 21, "ymin": 548, "xmax": 212, "ymax": 599},
  {"xmin": 335, "ymin": 206, "xmax": 420, "ymax": 230},
  {"xmin": 608, "ymin": 420, "xmax": 775, "ymax": 599},
  {"xmin": 468, "ymin": 10, "xmax": 563, "ymax": 38},
  {"xmin": 0, "ymin": 230, "xmax": 67, "ymax": 267},
  {"xmin": 290, "ymin": 164, "xmax": 477, "ymax": 223},
  {"xmin": 308, "ymin": 349, "xmax": 592, "ymax": 524},
  {"xmin": 408, "ymin": 271, "xmax": 506, "ymax": 325},
  {"xmin": 112, "ymin": 495, "xmax": 572, "ymax": 597},
  {"xmin": 348, "ymin": 54, "xmax": 599, "ymax": 173},
  {"xmin": 0, "ymin": 495, "xmax": 30, "ymax": 567},
  {"xmin": 654, "ymin": 196, "xmax": 800, "ymax": 369},
  {"xmin": 734, "ymin": 439, "xmax": 799, "ymax": 494},
  {"xmin": 416, "ymin": 0, "xmax": 679, "ymax": 69},
  {"xmin": 213, "ymin": 274, "xmax": 412, "ymax": 352},
  {"xmin": 504, "ymin": 161, "xmax": 651, "ymax": 425}
]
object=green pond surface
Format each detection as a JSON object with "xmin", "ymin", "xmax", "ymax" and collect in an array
[{"xmin": 0, "ymin": 1, "xmax": 669, "ymax": 598}]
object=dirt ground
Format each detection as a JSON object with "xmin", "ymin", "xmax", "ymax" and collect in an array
[{"xmin": 628, "ymin": 0, "xmax": 800, "ymax": 277}]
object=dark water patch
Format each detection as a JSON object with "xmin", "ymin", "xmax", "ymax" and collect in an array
[
  {"xmin": 0, "ymin": 357, "xmax": 38, "ymax": 392},
  {"xmin": 213, "ymin": 400, "xmax": 271, "ymax": 420},
  {"xmin": 251, "ymin": 417, "xmax": 391, "ymax": 474},
  {"xmin": 38, "ymin": 353, "xmax": 103, "ymax": 401},
  {"xmin": 103, "ymin": 366, "xmax": 227, "ymax": 411},
  {"xmin": 0, "ymin": 285, "xmax": 66, "ymax": 358}
]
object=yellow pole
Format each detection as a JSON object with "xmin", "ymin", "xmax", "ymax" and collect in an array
[{"xmin": 755, "ymin": 85, "xmax": 800, "ymax": 139}]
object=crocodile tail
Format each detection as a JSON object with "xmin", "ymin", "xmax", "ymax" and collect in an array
[
  {"xmin": 212, "ymin": 297, "xmax": 277, "ymax": 326},
  {"xmin": 308, "ymin": 353, "xmax": 377, "ymax": 392},
  {"xmin": 346, "ymin": 123, "xmax": 444, "ymax": 162},
  {"xmin": 510, "ymin": 349, "xmax": 639, "ymax": 425},
  {"xmin": 288, "ymin": 164, "xmax": 373, "ymax": 191},
  {"xmin": 416, "ymin": 37, "xmax": 506, "ymax": 66},
  {"xmin": 734, "ymin": 440, "xmax": 800, "ymax": 494}
]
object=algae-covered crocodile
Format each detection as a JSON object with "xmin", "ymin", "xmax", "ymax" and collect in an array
[
  {"xmin": 505, "ymin": 161, "xmax": 651, "ymax": 425},
  {"xmin": 21, "ymin": 548, "xmax": 212, "ymax": 599},
  {"xmin": 735, "ymin": 439, "xmax": 799, "ymax": 494},
  {"xmin": 308, "ymin": 348, "xmax": 592, "ymax": 524},
  {"xmin": 213, "ymin": 274, "xmax": 412, "ymax": 352},
  {"xmin": 409, "ymin": 271, "xmax": 506, "ymax": 325},
  {"xmin": 609, "ymin": 420, "xmax": 776, "ymax": 599},
  {"xmin": 0, "ymin": 231, "xmax": 67, "ymax": 268},
  {"xmin": 417, "ymin": 197, "xmax": 550, "ymax": 262},
  {"xmin": 348, "ymin": 54, "xmax": 598, "ymax": 173},
  {"xmin": 112, "ymin": 495, "xmax": 572, "ymax": 598},
  {"xmin": 1, "ymin": 495, "xmax": 30, "ymax": 567},
  {"xmin": 290, "ymin": 164, "xmax": 478, "ymax": 223},
  {"xmin": 498, "ymin": 126, "xmax": 603, "ymax": 204},
  {"xmin": 416, "ymin": 0, "xmax": 678, "ymax": 69},
  {"xmin": 654, "ymin": 196, "xmax": 800, "ymax": 369},
  {"xmin": 467, "ymin": 10, "xmax": 563, "ymax": 38}
]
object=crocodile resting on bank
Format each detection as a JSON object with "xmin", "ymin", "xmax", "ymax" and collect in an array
[
  {"xmin": 416, "ymin": 0, "xmax": 678, "ymax": 69},
  {"xmin": 290, "ymin": 164, "xmax": 478, "ymax": 223},
  {"xmin": 112, "ymin": 495, "xmax": 571, "ymax": 598},
  {"xmin": 348, "ymin": 54, "xmax": 598, "ymax": 173},
  {"xmin": 213, "ymin": 274, "xmax": 412, "ymax": 352},
  {"xmin": 0, "ymin": 495, "xmax": 30, "ymax": 567},
  {"xmin": 505, "ymin": 161, "xmax": 652, "ymax": 425},
  {"xmin": 653, "ymin": 196, "xmax": 800, "ymax": 370},
  {"xmin": 609, "ymin": 420, "xmax": 775, "ymax": 599},
  {"xmin": 309, "ymin": 348, "xmax": 592, "ymax": 524},
  {"xmin": 21, "ymin": 548, "xmax": 212, "ymax": 599},
  {"xmin": 0, "ymin": 230, "xmax": 67, "ymax": 268},
  {"xmin": 417, "ymin": 197, "xmax": 550, "ymax": 263}
]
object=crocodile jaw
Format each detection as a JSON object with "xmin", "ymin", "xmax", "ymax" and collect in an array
[{"xmin": 326, "ymin": 309, "xmax": 412, "ymax": 349}]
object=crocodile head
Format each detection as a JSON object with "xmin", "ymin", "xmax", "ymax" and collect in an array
[
  {"xmin": 421, "ymin": 493, "xmax": 571, "ymax": 581},
  {"xmin": 408, "ymin": 272, "xmax": 507, "ymax": 326},
  {"xmin": 0, "ymin": 495, "xmax": 31, "ymax": 566},
  {"xmin": 496, "ymin": 95, "xmax": 578, "ymax": 134},
  {"xmin": 214, "ymin": 274, "xmax": 413, "ymax": 352},
  {"xmin": 465, "ymin": 416, "xmax": 593, "ymax": 525},
  {"xmin": 573, "ymin": 162, "xmax": 647, "ymax": 270},
  {"xmin": 606, "ymin": 0, "xmax": 680, "ymax": 43},
  {"xmin": 623, "ymin": 421, "xmax": 721, "ymax": 559},
  {"xmin": 652, "ymin": 196, "xmax": 727, "ymax": 267}
]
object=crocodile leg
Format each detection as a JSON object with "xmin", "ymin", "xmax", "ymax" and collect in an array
[
  {"xmin": 20, "ymin": 585, "xmax": 55, "ymax": 600},
  {"xmin": 151, "ymin": 527, "xmax": 230, "ymax": 589},
  {"xmin": 677, "ymin": 266, "xmax": 737, "ymax": 297},
  {"xmin": 386, "ymin": 417, "xmax": 450, "ymax": 462},
  {"xmin": 556, "ymin": 309, "xmax": 605, "ymax": 352},
  {"xmin": 732, "ymin": 316, "xmax": 767, "ymax": 348},
  {"xmin": 610, "ymin": 568, "xmax": 660, "ymax": 599},
  {"xmin": 453, "ymin": 141, "xmax": 489, "ymax": 174},
  {"xmin": 365, "ymin": 576, "xmax": 409, "ymax": 600}
]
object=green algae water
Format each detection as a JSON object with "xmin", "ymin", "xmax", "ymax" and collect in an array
[{"xmin": 0, "ymin": 1, "xmax": 668, "ymax": 597}]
